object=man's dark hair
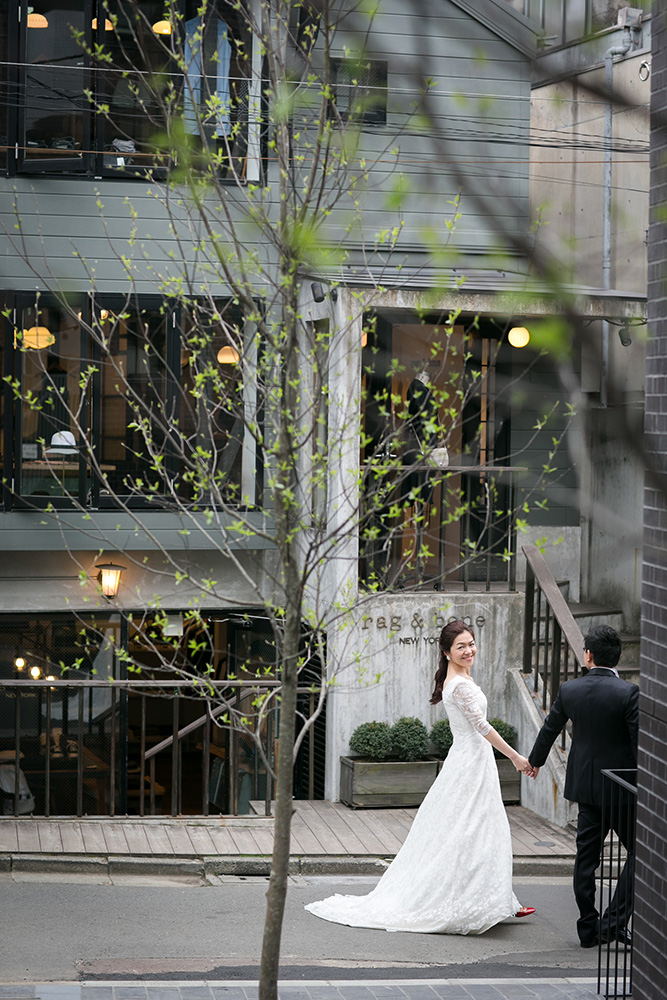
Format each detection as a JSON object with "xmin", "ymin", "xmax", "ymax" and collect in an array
[{"xmin": 584, "ymin": 625, "xmax": 622, "ymax": 668}]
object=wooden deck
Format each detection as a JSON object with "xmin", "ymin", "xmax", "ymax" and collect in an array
[{"xmin": 0, "ymin": 802, "xmax": 576, "ymax": 860}]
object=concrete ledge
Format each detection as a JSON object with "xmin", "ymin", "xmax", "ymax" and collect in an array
[
  {"xmin": 1, "ymin": 852, "xmax": 574, "ymax": 878},
  {"xmin": 107, "ymin": 857, "xmax": 205, "ymax": 877},
  {"xmin": 514, "ymin": 857, "xmax": 574, "ymax": 877},
  {"xmin": 298, "ymin": 856, "xmax": 389, "ymax": 875},
  {"xmin": 204, "ymin": 856, "xmax": 282, "ymax": 876},
  {"xmin": 11, "ymin": 854, "xmax": 108, "ymax": 875}
]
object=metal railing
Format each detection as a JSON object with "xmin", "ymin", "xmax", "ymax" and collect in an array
[
  {"xmin": 598, "ymin": 768, "xmax": 637, "ymax": 999},
  {"xmin": 0, "ymin": 678, "xmax": 319, "ymax": 818},
  {"xmin": 522, "ymin": 544, "xmax": 585, "ymax": 737},
  {"xmin": 361, "ymin": 465, "xmax": 524, "ymax": 593}
]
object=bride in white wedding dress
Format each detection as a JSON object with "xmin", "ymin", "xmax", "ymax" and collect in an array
[{"xmin": 305, "ymin": 620, "xmax": 535, "ymax": 934}]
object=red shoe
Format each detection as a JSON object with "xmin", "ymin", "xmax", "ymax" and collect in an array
[{"xmin": 515, "ymin": 906, "xmax": 536, "ymax": 918}]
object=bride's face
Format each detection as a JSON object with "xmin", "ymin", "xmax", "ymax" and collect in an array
[{"xmin": 448, "ymin": 630, "xmax": 477, "ymax": 670}]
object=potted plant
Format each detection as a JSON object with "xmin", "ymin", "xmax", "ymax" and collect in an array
[
  {"xmin": 340, "ymin": 717, "xmax": 439, "ymax": 808},
  {"xmin": 429, "ymin": 718, "xmax": 521, "ymax": 804}
]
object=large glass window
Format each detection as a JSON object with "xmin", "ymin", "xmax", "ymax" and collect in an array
[
  {"xmin": 3, "ymin": 0, "xmax": 250, "ymax": 176},
  {"xmin": 360, "ymin": 315, "xmax": 515, "ymax": 590},
  {"xmin": 94, "ymin": 303, "xmax": 169, "ymax": 500},
  {"xmin": 13, "ymin": 299, "xmax": 88, "ymax": 502},
  {"xmin": 3, "ymin": 294, "xmax": 252, "ymax": 509}
]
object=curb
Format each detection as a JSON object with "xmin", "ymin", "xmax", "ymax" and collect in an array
[{"xmin": 0, "ymin": 853, "xmax": 567, "ymax": 878}]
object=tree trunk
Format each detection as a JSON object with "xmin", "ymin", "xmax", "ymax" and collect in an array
[{"xmin": 258, "ymin": 612, "xmax": 300, "ymax": 1000}]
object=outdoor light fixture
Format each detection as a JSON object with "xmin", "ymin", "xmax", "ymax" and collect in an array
[
  {"xmin": 27, "ymin": 8, "xmax": 48, "ymax": 27},
  {"xmin": 96, "ymin": 561, "xmax": 126, "ymax": 599},
  {"xmin": 217, "ymin": 345, "xmax": 240, "ymax": 364},
  {"xmin": 30, "ymin": 666, "xmax": 41, "ymax": 679},
  {"xmin": 311, "ymin": 282, "xmax": 325, "ymax": 303},
  {"xmin": 508, "ymin": 326, "xmax": 530, "ymax": 348},
  {"xmin": 14, "ymin": 657, "xmax": 25, "ymax": 671},
  {"xmin": 152, "ymin": 19, "xmax": 172, "ymax": 34},
  {"xmin": 618, "ymin": 327, "xmax": 632, "ymax": 347},
  {"xmin": 22, "ymin": 326, "xmax": 55, "ymax": 350},
  {"xmin": 92, "ymin": 17, "xmax": 113, "ymax": 29}
]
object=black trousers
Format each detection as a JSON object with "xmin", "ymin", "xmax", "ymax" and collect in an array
[{"xmin": 574, "ymin": 799, "xmax": 635, "ymax": 946}]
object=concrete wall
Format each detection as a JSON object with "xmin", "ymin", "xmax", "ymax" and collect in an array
[
  {"xmin": 323, "ymin": 591, "xmax": 524, "ymax": 800},
  {"xmin": 516, "ymin": 526, "xmax": 582, "ymax": 603},
  {"xmin": 505, "ymin": 668, "xmax": 576, "ymax": 829},
  {"xmin": 530, "ymin": 50, "xmax": 650, "ymax": 300}
]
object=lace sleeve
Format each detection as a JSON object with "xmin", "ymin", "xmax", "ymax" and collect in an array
[{"xmin": 451, "ymin": 680, "xmax": 492, "ymax": 736}]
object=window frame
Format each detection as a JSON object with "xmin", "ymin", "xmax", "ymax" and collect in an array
[
  {"xmin": 1, "ymin": 292, "xmax": 259, "ymax": 512},
  {"xmin": 3, "ymin": 0, "xmax": 255, "ymax": 179}
]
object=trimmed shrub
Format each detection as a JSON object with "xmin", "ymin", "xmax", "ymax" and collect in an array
[
  {"xmin": 430, "ymin": 718, "xmax": 454, "ymax": 759},
  {"xmin": 349, "ymin": 721, "xmax": 392, "ymax": 760},
  {"xmin": 390, "ymin": 716, "xmax": 430, "ymax": 761},
  {"xmin": 488, "ymin": 718, "xmax": 518, "ymax": 758}
]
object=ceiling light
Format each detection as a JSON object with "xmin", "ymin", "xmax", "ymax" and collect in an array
[
  {"xmin": 30, "ymin": 665, "xmax": 41, "ymax": 679},
  {"xmin": 92, "ymin": 17, "xmax": 114, "ymax": 30},
  {"xmin": 217, "ymin": 345, "xmax": 240, "ymax": 364},
  {"xmin": 508, "ymin": 326, "xmax": 530, "ymax": 349},
  {"xmin": 23, "ymin": 326, "xmax": 55, "ymax": 349},
  {"xmin": 152, "ymin": 20, "xmax": 172, "ymax": 34},
  {"xmin": 27, "ymin": 8, "xmax": 49, "ymax": 28}
]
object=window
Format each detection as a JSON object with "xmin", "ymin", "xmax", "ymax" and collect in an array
[
  {"xmin": 2, "ymin": 294, "xmax": 254, "ymax": 509},
  {"xmin": 2, "ymin": 0, "xmax": 250, "ymax": 176},
  {"xmin": 331, "ymin": 58, "xmax": 387, "ymax": 127}
]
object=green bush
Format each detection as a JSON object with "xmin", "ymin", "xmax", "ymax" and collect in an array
[
  {"xmin": 349, "ymin": 721, "xmax": 393, "ymax": 760},
  {"xmin": 430, "ymin": 719, "xmax": 453, "ymax": 759},
  {"xmin": 488, "ymin": 718, "xmax": 518, "ymax": 758},
  {"xmin": 390, "ymin": 716, "xmax": 430, "ymax": 761}
]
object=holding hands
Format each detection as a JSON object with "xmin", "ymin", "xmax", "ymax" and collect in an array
[{"xmin": 512, "ymin": 753, "xmax": 538, "ymax": 778}]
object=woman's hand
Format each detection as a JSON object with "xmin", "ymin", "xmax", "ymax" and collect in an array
[{"xmin": 512, "ymin": 753, "xmax": 532, "ymax": 775}]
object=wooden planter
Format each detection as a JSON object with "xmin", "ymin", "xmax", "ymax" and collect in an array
[
  {"xmin": 340, "ymin": 756, "xmax": 521, "ymax": 809},
  {"xmin": 340, "ymin": 755, "xmax": 439, "ymax": 808}
]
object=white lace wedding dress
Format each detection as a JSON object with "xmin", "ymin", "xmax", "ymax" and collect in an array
[{"xmin": 305, "ymin": 676, "xmax": 520, "ymax": 934}]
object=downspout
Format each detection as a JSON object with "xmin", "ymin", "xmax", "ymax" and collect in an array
[{"xmin": 601, "ymin": 29, "xmax": 633, "ymax": 407}]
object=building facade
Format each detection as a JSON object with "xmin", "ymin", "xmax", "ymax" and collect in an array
[{"xmin": 0, "ymin": 0, "xmax": 645, "ymax": 819}]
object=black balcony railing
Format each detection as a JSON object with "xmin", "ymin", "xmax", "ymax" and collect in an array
[
  {"xmin": 598, "ymin": 768, "xmax": 637, "ymax": 1000},
  {"xmin": 361, "ymin": 465, "xmax": 524, "ymax": 592},
  {"xmin": 0, "ymin": 679, "xmax": 319, "ymax": 818}
]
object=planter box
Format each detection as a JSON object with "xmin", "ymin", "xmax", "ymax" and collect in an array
[{"xmin": 340, "ymin": 755, "xmax": 439, "ymax": 808}]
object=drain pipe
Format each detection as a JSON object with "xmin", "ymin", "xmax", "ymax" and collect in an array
[{"xmin": 601, "ymin": 26, "xmax": 634, "ymax": 407}]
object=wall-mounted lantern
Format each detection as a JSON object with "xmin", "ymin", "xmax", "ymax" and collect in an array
[{"xmin": 96, "ymin": 561, "xmax": 126, "ymax": 599}]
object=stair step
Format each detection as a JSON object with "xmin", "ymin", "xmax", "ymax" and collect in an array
[{"xmin": 567, "ymin": 603, "xmax": 623, "ymax": 618}]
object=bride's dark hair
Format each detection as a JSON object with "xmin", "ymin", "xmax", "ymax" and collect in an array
[{"xmin": 429, "ymin": 620, "xmax": 476, "ymax": 705}]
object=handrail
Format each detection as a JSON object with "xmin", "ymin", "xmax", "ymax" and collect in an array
[
  {"xmin": 522, "ymin": 544, "xmax": 585, "ymax": 718},
  {"xmin": 0, "ymin": 678, "xmax": 320, "ymax": 818},
  {"xmin": 598, "ymin": 768, "xmax": 637, "ymax": 999}
]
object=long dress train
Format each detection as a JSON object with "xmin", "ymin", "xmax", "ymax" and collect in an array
[{"xmin": 305, "ymin": 676, "xmax": 520, "ymax": 934}]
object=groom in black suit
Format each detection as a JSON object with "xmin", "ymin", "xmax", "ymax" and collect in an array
[{"xmin": 528, "ymin": 625, "xmax": 639, "ymax": 949}]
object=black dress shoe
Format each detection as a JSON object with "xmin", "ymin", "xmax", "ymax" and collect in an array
[
  {"xmin": 601, "ymin": 928, "xmax": 632, "ymax": 946},
  {"xmin": 580, "ymin": 936, "xmax": 599, "ymax": 949}
]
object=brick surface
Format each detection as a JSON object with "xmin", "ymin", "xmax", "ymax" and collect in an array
[{"xmin": 634, "ymin": 3, "xmax": 667, "ymax": 996}]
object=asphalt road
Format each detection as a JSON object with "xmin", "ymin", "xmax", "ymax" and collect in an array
[{"xmin": 0, "ymin": 874, "xmax": 599, "ymax": 983}]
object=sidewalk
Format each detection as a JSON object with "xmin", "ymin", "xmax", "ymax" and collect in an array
[
  {"xmin": 0, "ymin": 978, "xmax": 604, "ymax": 999},
  {"xmin": 0, "ymin": 803, "xmax": 576, "ymax": 878}
]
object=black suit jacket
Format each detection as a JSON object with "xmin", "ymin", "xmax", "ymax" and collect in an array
[{"xmin": 528, "ymin": 667, "xmax": 639, "ymax": 807}]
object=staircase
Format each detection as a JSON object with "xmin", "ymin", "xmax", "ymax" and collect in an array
[{"xmin": 566, "ymin": 602, "xmax": 640, "ymax": 685}]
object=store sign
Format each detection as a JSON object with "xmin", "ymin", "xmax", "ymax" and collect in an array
[{"xmin": 359, "ymin": 611, "xmax": 487, "ymax": 644}]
